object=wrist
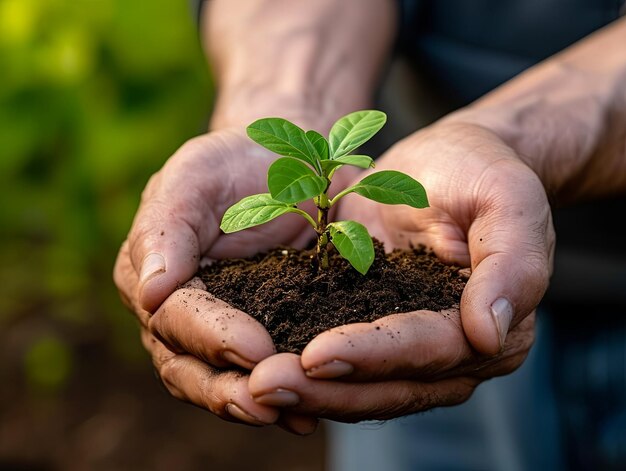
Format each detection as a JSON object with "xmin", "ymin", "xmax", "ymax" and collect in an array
[
  {"xmin": 439, "ymin": 51, "xmax": 626, "ymax": 204},
  {"xmin": 439, "ymin": 98, "xmax": 592, "ymax": 203},
  {"xmin": 203, "ymin": 0, "xmax": 396, "ymax": 134},
  {"xmin": 439, "ymin": 105, "xmax": 551, "ymax": 175},
  {"xmin": 209, "ymin": 85, "xmax": 369, "ymax": 134}
]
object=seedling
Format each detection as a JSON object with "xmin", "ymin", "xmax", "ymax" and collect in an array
[{"xmin": 220, "ymin": 110, "xmax": 429, "ymax": 274}]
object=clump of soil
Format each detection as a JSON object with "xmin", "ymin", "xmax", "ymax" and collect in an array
[{"xmin": 199, "ymin": 240, "xmax": 466, "ymax": 354}]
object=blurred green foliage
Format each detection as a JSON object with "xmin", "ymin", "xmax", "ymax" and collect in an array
[
  {"xmin": 0, "ymin": 0, "xmax": 212, "ymax": 389},
  {"xmin": 24, "ymin": 334, "xmax": 73, "ymax": 392}
]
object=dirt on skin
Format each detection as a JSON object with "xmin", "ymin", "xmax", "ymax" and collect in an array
[{"xmin": 199, "ymin": 240, "xmax": 467, "ymax": 354}]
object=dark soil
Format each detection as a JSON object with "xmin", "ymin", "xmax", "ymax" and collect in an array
[{"xmin": 199, "ymin": 240, "xmax": 466, "ymax": 354}]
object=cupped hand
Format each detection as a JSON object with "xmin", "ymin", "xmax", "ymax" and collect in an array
[
  {"xmin": 249, "ymin": 310, "xmax": 534, "ymax": 422},
  {"xmin": 113, "ymin": 128, "xmax": 319, "ymax": 433},
  {"xmin": 248, "ymin": 121, "xmax": 555, "ymax": 422},
  {"xmin": 336, "ymin": 121, "xmax": 555, "ymax": 355}
]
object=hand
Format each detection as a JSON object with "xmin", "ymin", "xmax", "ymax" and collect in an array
[
  {"xmin": 247, "ymin": 121, "xmax": 554, "ymax": 422},
  {"xmin": 248, "ymin": 310, "xmax": 534, "ymax": 422},
  {"xmin": 113, "ymin": 128, "xmax": 321, "ymax": 433}
]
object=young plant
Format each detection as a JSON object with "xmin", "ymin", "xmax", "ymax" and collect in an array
[{"xmin": 219, "ymin": 110, "xmax": 429, "ymax": 275}]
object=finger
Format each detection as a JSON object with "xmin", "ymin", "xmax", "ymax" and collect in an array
[
  {"xmin": 302, "ymin": 309, "xmax": 535, "ymax": 382},
  {"xmin": 149, "ymin": 288, "xmax": 276, "ymax": 370},
  {"xmin": 128, "ymin": 137, "xmax": 236, "ymax": 313},
  {"xmin": 434, "ymin": 312, "xmax": 536, "ymax": 380},
  {"xmin": 462, "ymin": 161, "xmax": 554, "ymax": 355},
  {"xmin": 276, "ymin": 413, "xmax": 319, "ymax": 436},
  {"xmin": 113, "ymin": 240, "xmax": 151, "ymax": 327},
  {"xmin": 144, "ymin": 330, "xmax": 279, "ymax": 426},
  {"xmin": 250, "ymin": 354, "xmax": 478, "ymax": 423},
  {"xmin": 301, "ymin": 310, "xmax": 472, "ymax": 381},
  {"xmin": 128, "ymin": 179, "xmax": 208, "ymax": 313}
]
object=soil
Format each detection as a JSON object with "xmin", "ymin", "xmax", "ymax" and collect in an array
[{"xmin": 199, "ymin": 240, "xmax": 466, "ymax": 354}]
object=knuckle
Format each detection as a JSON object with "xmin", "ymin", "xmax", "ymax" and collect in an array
[
  {"xmin": 179, "ymin": 276, "xmax": 208, "ymax": 291},
  {"xmin": 390, "ymin": 379, "xmax": 477, "ymax": 418},
  {"xmin": 362, "ymin": 385, "xmax": 431, "ymax": 421},
  {"xmin": 112, "ymin": 241, "xmax": 134, "ymax": 293},
  {"xmin": 158, "ymin": 357, "xmax": 186, "ymax": 398},
  {"xmin": 435, "ymin": 319, "xmax": 469, "ymax": 367},
  {"xmin": 445, "ymin": 377, "xmax": 478, "ymax": 406},
  {"xmin": 140, "ymin": 172, "xmax": 162, "ymax": 204},
  {"xmin": 140, "ymin": 329, "xmax": 158, "ymax": 354},
  {"xmin": 152, "ymin": 344, "xmax": 175, "ymax": 370},
  {"xmin": 399, "ymin": 386, "xmax": 439, "ymax": 414},
  {"xmin": 397, "ymin": 382, "xmax": 473, "ymax": 415},
  {"xmin": 175, "ymin": 135, "xmax": 206, "ymax": 156},
  {"xmin": 408, "ymin": 316, "xmax": 469, "ymax": 377},
  {"xmin": 131, "ymin": 199, "xmax": 170, "ymax": 241},
  {"xmin": 148, "ymin": 308, "xmax": 186, "ymax": 354},
  {"xmin": 498, "ymin": 352, "xmax": 531, "ymax": 376},
  {"xmin": 197, "ymin": 369, "xmax": 243, "ymax": 418},
  {"xmin": 521, "ymin": 252, "xmax": 551, "ymax": 288},
  {"xmin": 198, "ymin": 380, "xmax": 227, "ymax": 416},
  {"xmin": 504, "ymin": 316, "xmax": 535, "ymax": 356}
]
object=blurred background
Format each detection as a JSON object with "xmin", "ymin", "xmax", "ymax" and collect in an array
[{"xmin": 0, "ymin": 1, "xmax": 324, "ymax": 469}]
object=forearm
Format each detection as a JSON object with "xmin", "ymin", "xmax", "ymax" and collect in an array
[
  {"xmin": 444, "ymin": 17, "xmax": 626, "ymax": 205},
  {"xmin": 203, "ymin": 0, "xmax": 397, "ymax": 132}
]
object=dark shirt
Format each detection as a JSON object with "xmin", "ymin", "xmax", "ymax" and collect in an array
[{"xmin": 398, "ymin": 0, "xmax": 624, "ymax": 104}]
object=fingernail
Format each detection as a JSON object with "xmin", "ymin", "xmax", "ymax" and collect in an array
[
  {"xmin": 490, "ymin": 298, "xmax": 513, "ymax": 350},
  {"xmin": 222, "ymin": 350, "xmax": 257, "ymax": 370},
  {"xmin": 255, "ymin": 389, "xmax": 300, "ymax": 407},
  {"xmin": 225, "ymin": 403, "xmax": 268, "ymax": 426},
  {"xmin": 306, "ymin": 360, "xmax": 353, "ymax": 379},
  {"xmin": 140, "ymin": 253, "xmax": 165, "ymax": 284}
]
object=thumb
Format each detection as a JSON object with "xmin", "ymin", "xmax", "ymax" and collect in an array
[
  {"xmin": 128, "ymin": 189, "xmax": 218, "ymax": 313},
  {"xmin": 461, "ymin": 171, "xmax": 554, "ymax": 355},
  {"xmin": 130, "ymin": 210, "xmax": 203, "ymax": 313}
]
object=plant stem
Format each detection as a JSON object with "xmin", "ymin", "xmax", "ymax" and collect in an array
[
  {"xmin": 329, "ymin": 186, "xmax": 354, "ymax": 206},
  {"xmin": 289, "ymin": 207, "xmax": 317, "ymax": 229},
  {"xmin": 316, "ymin": 191, "xmax": 330, "ymax": 270}
]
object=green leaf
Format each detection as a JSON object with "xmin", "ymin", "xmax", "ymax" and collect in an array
[
  {"xmin": 329, "ymin": 110, "xmax": 387, "ymax": 158},
  {"xmin": 347, "ymin": 170, "xmax": 429, "ymax": 208},
  {"xmin": 220, "ymin": 193, "xmax": 294, "ymax": 233},
  {"xmin": 305, "ymin": 130, "xmax": 329, "ymax": 160},
  {"xmin": 267, "ymin": 158, "xmax": 327, "ymax": 204},
  {"xmin": 247, "ymin": 118, "xmax": 318, "ymax": 168},
  {"xmin": 320, "ymin": 155, "xmax": 375, "ymax": 174},
  {"xmin": 328, "ymin": 220, "xmax": 375, "ymax": 275}
]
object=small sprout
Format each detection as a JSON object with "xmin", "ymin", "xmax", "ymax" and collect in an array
[{"xmin": 220, "ymin": 110, "xmax": 429, "ymax": 274}]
